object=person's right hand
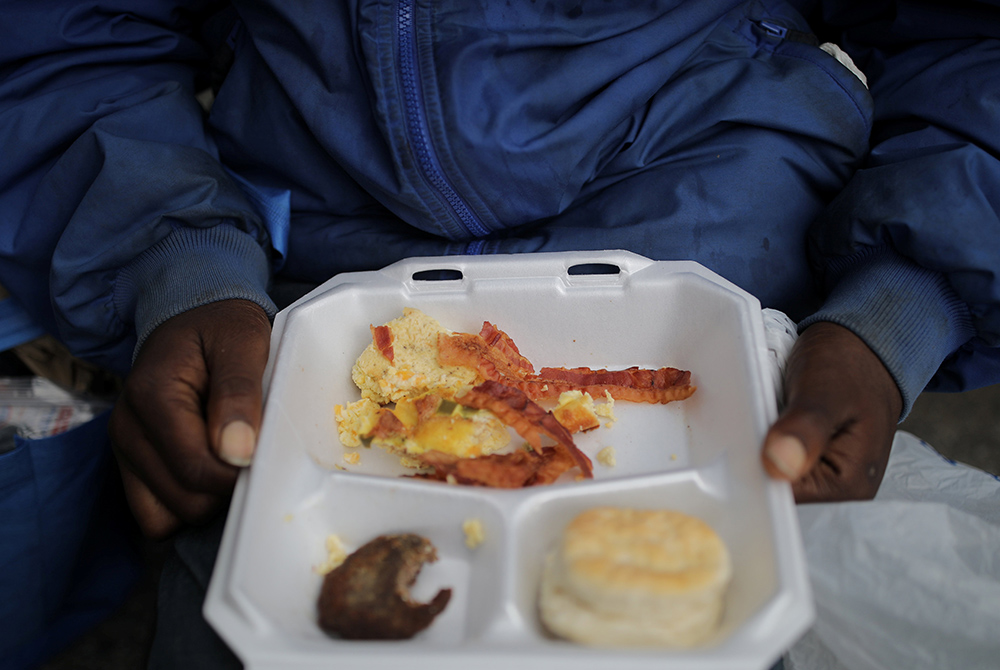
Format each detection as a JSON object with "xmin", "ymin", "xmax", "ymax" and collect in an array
[{"xmin": 109, "ymin": 299, "xmax": 271, "ymax": 539}]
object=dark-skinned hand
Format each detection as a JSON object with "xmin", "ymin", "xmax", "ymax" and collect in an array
[
  {"xmin": 109, "ymin": 299, "xmax": 271, "ymax": 539},
  {"xmin": 762, "ymin": 321, "xmax": 903, "ymax": 502}
]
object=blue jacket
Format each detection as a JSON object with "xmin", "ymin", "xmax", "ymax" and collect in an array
[{"xmin": 1, "ymin": 0, "xmax": 998, "ymax": 414}]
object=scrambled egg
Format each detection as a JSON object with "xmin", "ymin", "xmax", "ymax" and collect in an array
[
  {"xmin": 336, "ymin": 394, "xmax": 510, "ymax": 465},
  {"xmin": 552, "ymin": 390, "xmax": 600, "ymax": 433},
  {"xmin": 367, "ymin": 398, "xmax": 510, "ymax": 460},
  {"xmin": 351, "ymin": 307, "xmax": 479, "ymax": 405},
  {"xmin": 335, "ymin": 398, "xmax": 380, "ymax": 447},
  {"xmin": 316, "ymin": 534, "xmax": 349, "ymax": 575},
  {"xmin": 339, "ymin": 309, "xmax": 511, "ymax": 464},
  {"xmin": 595, "ymin": 390, "xmax": 617, "ymax": 427},
  {"xmin": 463, "ymin": 518, "xmax": 485, "ymax": 549},
  {"xmin": 597, "ymin": 445, "xmax": 617, "ymax": 467}
]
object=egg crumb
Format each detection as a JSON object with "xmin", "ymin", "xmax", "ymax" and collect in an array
[
  {"xmin": 553, "ymin": 390, "xmax": 600, "ymax": 433},
  {"xmin": 596, "ymin": 445, "xmax": 617, "ymax": 467},
  {"xmin": 595, "ymin": 390, "xmax": 617, "ymax": 427},
  {"xmin": 343, "ymin": 451, "xmax": 361, "ymax": 465},
  {"xmin": 316, "ymin": 534, "xmax": 348, "ymax": 575},
  {"xmin": 463, "ymin": 518, "xmax": 485, "ymax": 549},
  {"xmin": 334, "ymin": 398, "xmax": 380, "ymax": 447}
]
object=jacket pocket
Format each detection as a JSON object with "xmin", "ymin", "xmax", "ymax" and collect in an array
[{"xmin": 0, "ymin": 411, "xmax": 139, "ymax": 669}]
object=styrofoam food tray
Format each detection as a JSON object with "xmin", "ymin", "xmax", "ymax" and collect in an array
[{"xmin": 205, "ymin": 250, "xmax": 812, "ymax": 670}]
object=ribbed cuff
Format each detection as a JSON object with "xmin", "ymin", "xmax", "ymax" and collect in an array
[
  {"xmin": 799, "ymin": 245, "xmax": 974, "ymax": 419},
  {"xmin": 115, "ymin": 225, "xmax": 277, "ymax": 360}
]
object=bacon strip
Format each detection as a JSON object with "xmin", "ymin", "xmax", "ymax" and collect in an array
[
  {"xmin": 454, "ymin": 381, "xmax": 592, "ymax": 479},
  {"xmin": 363, "ymin": 395, "xmax": 445, "ymax": 443},
  {"xmin": 411, "ymin": 447, "xmax": 578, "ymax": 488},
  {"xmin": 412, "ymin": 449, "xmax": 540, "ymax": 488},
  {"xmin": 439, "ymin": 329, "xmax": 694, "ymax": 405},
  {"xmin": 525, "ymin": 366, "xmax": 695, "ymax": 404},
  {"xmin": 368, "ymin": 408, "xmax": 406, "ymax": 440},
  {"xmin": 478, "ymin": 322, "xmax": 534, "ymax": 375},
  {"xmin": 371, "ymin": 324, "xmax": 394, "ymax": 363},
  {"xmin": 529, "ymin": 446, "xmax": 580, "ymax": 485},
  {"xmin": 438, "ymin": 332, "xmax": 532, "ymax": 383}
]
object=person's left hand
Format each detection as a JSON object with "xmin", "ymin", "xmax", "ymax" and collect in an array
[{"xmin": 761, "ymin": 321, "xmax": 903, "ymax": 502}]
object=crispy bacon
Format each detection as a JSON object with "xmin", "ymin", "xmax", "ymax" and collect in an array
[
  {"xmin": 437, "ymin": 328, "xmax": 534, "ymax": 383},
  {"xmin": 524, "ymin": 366, "xmax": 695, "ymax": 404},
  {"xmin": 454, "ymin": 381, "xmax": 592, "ymax": 479},
  {"xmin": 478, "ymin": 322, "xmax": 534, "ymax": 375},
  {"xmin": 412, "ymin": 446, "xmax": 579, "ymax": 488},
  {"xmin": 529, "ymin": 446, "xmax": 581, "ymax": 485},
  {"xmin": 363, "ymin": 395, "xmax": 444, "ymax": 442},
  {"xmin": 439, "ymin": 325, "xmax": 694, "ymax": 405},
  {"xmin": 411, "ymin": 394, "xmax": 443, "ymax": 422},
  {"xmin": 371, "ymin": 324, "xmax": 394, "ymax": 363},
  {"xmin": 413, "ymin": 449, "xmax": 540, "ymax": 488},
  {"xmin": 368, "ymin": 408, "xmax": 407, "ymax": 440}
]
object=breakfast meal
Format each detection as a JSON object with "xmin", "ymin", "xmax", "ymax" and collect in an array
[
  {"xmin": 317, "ymin": 533, "xmax": 452, "ymax": 640},
  {"xmin": 320, "ymin": 313, "xmax": 707, "ymax": 641},
  {"xmin": 538, "ymin": 507, "xmax": 731, "ymax": 647},
  {"xmin": 334, "ymin": 308, "xmax": 696, "ymax": 486}
]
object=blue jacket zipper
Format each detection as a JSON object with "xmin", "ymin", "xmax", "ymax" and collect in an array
[
  {"xmin": 755, "ymin": 19, "xmax": 819, "ymax": 46},
  {"xmin": 396, "ymin": 0, "xmax": 491, "ymax": 242}
]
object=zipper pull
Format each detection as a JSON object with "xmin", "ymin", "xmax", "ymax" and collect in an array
[
  {"xmin": 758, "ymin": 20, "xmax": 788, "ymax": 39},
  {"xmin": 754, "ymin": 19, "xmax": 820, "ymax": 46}
]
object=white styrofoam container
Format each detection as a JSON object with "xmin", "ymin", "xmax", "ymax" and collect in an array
[{"xmin": 204, "ymin": 250, "xmax": 812, "ymax": 670}]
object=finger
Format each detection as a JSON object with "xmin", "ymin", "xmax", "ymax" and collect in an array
[
  {"xmin": 204, "ymin": 302, "xmax": 271, "ymax": 466},
  {"xmin": 116, "ymin": 459, "xmax": 182, "ymax": 540},
  {"xmin": 120, "ymin": 372, "xmax": 241, "ymax": 494},
  {"xmin": 789, "ymin": 416, "xmax": 892, "ymax": 503},
  {"xmin": 111, "ymin": 402, "xmax": 233, "ymax": 522}
]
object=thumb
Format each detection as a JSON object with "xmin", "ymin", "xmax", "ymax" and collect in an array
[
  {"xmin": 204, "ymin": 302, "xmax": 272, "ymax": 467},
  {"xmin": 762, "ymin": 404, "xmax": 841, "ymax": 483}
]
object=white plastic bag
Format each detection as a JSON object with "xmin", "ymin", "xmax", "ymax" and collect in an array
[
  {"xmin": 785, "ymin": 432, "xmax": 1000, "ymax": 670},
  {"xmin": 0, "ymin": 376, "xmax": 110, "ymax": 449}
]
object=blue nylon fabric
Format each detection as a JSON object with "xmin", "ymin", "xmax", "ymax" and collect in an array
[
  {"xmin": 218, "ymin": 0, "xmax": 872, "ymax": 317},
  {"xmin": 0, "ymin": 298, "xmax": 46, "ymax": 352},
  {"xmin": 226, "ymin": 169, "xmax": 291, "ymax": 272},
  {"xmin": 0, "ymin": 411, "xmax": 141, "ymax": 670},
  {"xmin": 794, "ymin": 0, "xmax": 1000, "ymax": 393}
]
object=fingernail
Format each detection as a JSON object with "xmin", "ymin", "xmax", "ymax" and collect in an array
[
  {"xmin": 766, "ymin": 435, "xmax": 806, "ymax": 479},
  {"xmin": 220, "ymin": 421, "xmax": 256, "ymax": 467}
]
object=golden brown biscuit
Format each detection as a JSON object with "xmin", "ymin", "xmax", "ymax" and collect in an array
[{"xmin": 539, "ymin": 507, "xmax": 731, "ymax": 647}]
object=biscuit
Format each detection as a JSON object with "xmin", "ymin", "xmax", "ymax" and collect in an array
[{"xmin": 539, "ymin": 507, "xmax": 731, "ymax": 647}]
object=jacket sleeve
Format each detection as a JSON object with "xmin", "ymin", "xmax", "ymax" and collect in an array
[
  {"xmin": 0, "ymin": 0, "xmax": 276, "ymax": 375},
  {"xmin": 799, "ymin": 0, "xmax": 1000, "ymax": 416}
]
